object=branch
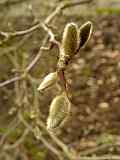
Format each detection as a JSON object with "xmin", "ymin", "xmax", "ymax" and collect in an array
[
  {"xmin": 25, "ymin": 35, "xmax": 49, "ymax": 72},
  {"xmin": 0, "ymin": 22, "xmax": 41, "ymax": 44},
  {"xmin": 36, "ymin": 119, "xmax": 74, "ymax": 159},
  {"xmin": 3, "ymin": 129, "xmax": 29, "ymax": 150},
  {"xmin": 25, "ymin": 23, "xmax": 60, "ymax": 72},
  {"xmin": 44, "ymin": 0, "xmax": 93, "ymax": 24},
  {"xmin": 77, "ymin": 156, "xmax": 120, "ymax": 160},
  {"xmin": 0, "ymin": 0, "xmax": 30, "ymax": 8},
  {"xmin": 18, "ymin": 112, "xmax": 63, "ymax": 160},
  {"xmin": 80, "ymin": 141, "xmax": 120, "ymax": 156},
  {"xmin": 41, "ymin": 23, "xmax": 60, "ymax": 46},
  {"xmin": 61, "ymin": 0, "xmax": 93, "ymax": 9},
  {"xmin": 26, "ymin": 0, "xmax": 93, "ymax": 72},
  {"xmin": 0, "ymin": 75, "xmax": 23, "ymax": 88},
  {"xmin": 19, "ymin": 115, "xmax": 120, "ymax": 160},
  {"xmin": 0, "ymin": 116, "xmax": 20, "ymax": 147},
  {"xmin": 0, "ymin": 0, "xmax": 93, "ymax": 43},
  {"xmin": 0, "ymin": 0, "xmax": 93, "ymax": 87}
]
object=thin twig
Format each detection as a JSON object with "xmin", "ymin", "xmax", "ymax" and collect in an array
[
  {"xmin": 80, "ymin": 143, "xmax": 120, "ymax": 156},
  {"xmin": 25, "ymin": 35, "xmax": 49, "ymax": 72},
  {"xmin": 19, "ymin": 116, "xmax": 120, "ymax": 160},
  {"xmin": 77, "ymin": 156, "xmax": 120, "ymax": 160},
  {"xmin": 0, "ymin": 0, "xmax": 29, "ymax": 8},
  {"xmin": 0, "ymin": 22, "xmax": 41, "ymax": 44},
  {"xmin": 18, "ymin": 112, "xmax": 63, "ymax": 160},
  {"xmin": 41, "ymin": 23, "xmax": 60, "ymax": 46},
  {"xmin": 0, "ymin": 0, "xmax": 92, "ymax": 43},
  {"xmin": 0, "ymin": 75, "xmax": 23, "ymax": 88},
  {"xmin": 26, "ymin": 0, "xmax": 92, "ymax": 72},
  {"xmin": 0, "ymin": 116, "xmax": 20, "ymax": 147},
  {"xmin": 44, "ymin": 0, "xmax": 93, "ymax": 24},
  {"xmin": 0, "ymin": 0, "xmax": 93, "ymax": 87},
  {"xmin": 0, "ymin": 0, "xmax": 93, "ymax": 41},
  {"xmin": 36, "ymin": 119, "xmax": 74, "ymax": 160},
  {"xmin": 3, "ymin": 129, "xmax": 29, "ymax": 150},
  {"xmin": 25, "ymin": 24, "xmax": 60, "ymax": 72},
  {"xmin": 61, "ymin": 0, "xmax": 93, "ymax": 10}
]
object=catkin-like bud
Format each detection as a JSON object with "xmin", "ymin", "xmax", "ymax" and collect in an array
[
  {"xmin": 79, "ymin": 21, "xmax": 93, "ymax": 49},
  {"xmin": 37, "ymin": 72, "xmax": 57, "ymax": 91},
  {"xmin": 47, "ymin": 93, "xmax": 71, "ymax": 131},
  {"xmin": 61, "ymin": 23, "xmax": 79, "ymax": 57}
]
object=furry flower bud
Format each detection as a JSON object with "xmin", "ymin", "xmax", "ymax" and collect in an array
[
  {"xmin": 79, "ymin": 21, "xmax": 93, "ymax": 48},
  {"xmin": 47, "ymin": 93, "xmax": 71, "ymax": 131},
  {"xmin": 61, "ymin": 23, "xmax": 79, "ymax": 57},
  {"xmin": 37, "ymin": 72, "xmax": 57, "ymax": 91}
]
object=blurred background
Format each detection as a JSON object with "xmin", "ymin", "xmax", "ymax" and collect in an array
[{"xmin": 0, "ymin": 0, "xmax": 120, "ymax": 160}]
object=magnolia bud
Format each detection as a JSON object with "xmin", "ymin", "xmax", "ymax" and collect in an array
[
  {"xmin": 61, "ymin": 23, "xmax": 79, "ymax": 57},
  {"xmin": 37, "ymin": 72, "xmax": 57, "ymax": 91},
  {"xmin": 79, "ymin": 21, "xmax": 93, "ymax": 49},
  {"xmin": 47, "ymin": 93, "xmax": 71, "ymax": 131}
]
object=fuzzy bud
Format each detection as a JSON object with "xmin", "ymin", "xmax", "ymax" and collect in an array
[
  {"xmin": 47, "ymin": 93, "xmax": 71, "ymax": 131},
  {"xmin": 61, "ymin": 23, "xmax": 79, "ymax": 57},
  {"xmin": 79, "ymin": 21, "xmax": 93, "ymax": 49},
  {"xmin": 37, "ymin": 72, "xmax": 57, "ymax": 91}
]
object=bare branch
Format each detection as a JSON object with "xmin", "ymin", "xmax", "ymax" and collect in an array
[
  {"xmin": 26, "ymin": 0, "xmax": 92, "ymax": 72},
  {"xmin": 61, "ymin": 0, "xmax": 93, "ymax": 10},
  {"xmin": 3, "ymin": 129, "xmax": 29, "ymax": 150},
  {"xmin": 0, "ymin": 116, "xmax": 20, "ymax": 147},
  {"xmin": 0, "ymin": 0, "xmax": 93, "ymax": 43},
  {"xmin": 41, "ymin": 23, "xmax": 60, "ymax": 47},
  {"xmin": 36, "ymin": 119, "xmax": 74, "ymax": 159},
  {"xmin": 18, "ymin": 112, "xmax": 63, "ymax": 160},
  {"xmin": 25, "ymin": 23, "xmax": 60, "ymax": 72},
  {"xmin": 0, "ymin": 22, "xmax": 41, "ymax": 44},
  {"xmin": 77, "ymin": 156, "xmax": 120, "ymax": 160},
  {"xmin": 25, "ymin": 35, "xmax": 49, "ymax": 72},
  {"xmin": 0, "ymin": 75, "xmax": 23, "ymax": 88},
  {"xmin": 0, "ymin": 0, "xmax": 93, "ymax": 86},
  {"xmin": 20, "ymin": 118, "xmax": 120, "ymax": 160},
  {"xmin": 44, "ymin": 0, "xmax": 93, "ymax": 24},
  {"xmin": 0, "ymin": 0, "xmax": 30, "ymax": 8},
  {"xmin": 80, "ymin": 141, "xmax": 120, "ymax": 156}
]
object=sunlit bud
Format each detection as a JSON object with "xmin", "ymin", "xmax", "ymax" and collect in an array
[
  {"xmin": 78, "ymin": 21, "xmax": 93, "ymax": 49},
  {"xmin": 61, "ymin": 23, "xmax": 79, "ymax": 57},
  {"xmin": 37, "ymin": 72, "xmax": 57, "ymax": 91},
  {"xmin": 47, "ymin": 93, "xmax": 71, "ymax": 131}
]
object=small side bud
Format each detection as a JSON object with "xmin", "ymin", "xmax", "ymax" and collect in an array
[
  {"xmin": 79, "ymin": 21, "xmax": 93, "ymax": 48},
  {"xmin": 47, "ymin": 93, "xmax": 71, "ymax": 131},
  {"xmin": 61, "ymin": 23, "xmax": 79, "ymax": 57},
  {"xmin": 37, "ymin": 72, "xmax": 57, "ymax": 91}
]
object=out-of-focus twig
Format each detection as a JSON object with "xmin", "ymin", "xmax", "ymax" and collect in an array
[
  {"xmin": 0, "ymin": 0, "xmax": 93, "ymax": 42},
  {"xmin": 0, "ymin": 0, "xmax": 93, "ymax": 72},
  {"xmin": 0, "ymin": 116, "xmax": 20, "ymax": 147},
  {"xmin": 18, "ymin": 112, "xmax": 64, "ymax": 160},
  {"xmin": 26, "ymin": 0, "xmax": 93, "ymax": 72},
  {"xmin": 0, "ymin": 0, "xmax": 93, "ymax": 88},
  {"xmin": 0, "ymin": 75, "xmax": 23, "ymax": 88},
  {"xmin": 44, "ymin": 0, "xmax": 93, "ymax": 24},
  {"xmin": 77, "ymin": 156, "xmax": 120, "ymax": 160},
  {"xmin": 0, "ymin": 0, "xmax": 29, "ymax": 7},
  {"xmin": 18, "ymin": 113, "xmax": 120, "ymax": 160},
  {"xmin": 37, "ymin": 119, "xmax": 74, "ymax": 160},
  {"xmin": 79, "ymin": 140, "xmax": 120, "ymax": 156},
  {"xmin": 0, "ymin": 22, "xmax": 41, "ymax": 44},
  {"xmin": 3, "ymin": 128, "xmax": 29, "ymax": 150}
]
